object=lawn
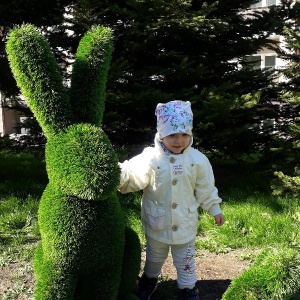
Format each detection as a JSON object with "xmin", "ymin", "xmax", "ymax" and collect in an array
[{"xmin": 0, "ymin": 149, "xmax": 300, "ymax": 299}]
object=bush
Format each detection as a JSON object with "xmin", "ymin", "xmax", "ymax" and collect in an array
[{"xmin": 222, "ymin": 246, "xmax": 300, "ymax": 300}]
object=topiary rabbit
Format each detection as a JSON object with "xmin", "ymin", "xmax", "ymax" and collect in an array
[{"xmin": 6, "ymin": 24, "xmax": 140, "ymax": 300}]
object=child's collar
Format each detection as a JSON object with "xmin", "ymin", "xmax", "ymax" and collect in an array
[
  {"xmin": 154, "ymin": 132, "xmax": 193, "ymax": 156},
  {"xmin": 159, "ymin": 140, "xmax": 180, "ymax": 156}
]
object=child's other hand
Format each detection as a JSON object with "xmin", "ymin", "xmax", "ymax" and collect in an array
[{"xmin": 214, "ymin": 213, "xmax": 225, "ymax": 226}]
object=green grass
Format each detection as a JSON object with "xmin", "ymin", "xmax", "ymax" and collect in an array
[
  {"xmin": 197, "ymin": 193, "xmax": 300, "ymax": 252},
  {"xmin": 222, "ymin": 246, "xmax": 300, "ymax": 300},
  {"xmin": 1, "ymin": 149, "xmax": 300, "ymax": 299},
  {"xmin": 0, "ymin": 150, "xmax": 45, "ymax": 299},
  {"xmin": 0, "ymin": 149, "xmax": 47, "ymax": 198}
]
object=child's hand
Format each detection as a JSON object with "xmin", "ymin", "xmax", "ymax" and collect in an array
[{"xmin": 214, "ymin": 213, "xmax": 225, "ymax": 226}]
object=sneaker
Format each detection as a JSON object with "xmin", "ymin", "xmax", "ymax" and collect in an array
[
  {"xmin": 135, "ymin": 273, "xmax": 158, "ymax": 300},
  {"xmin": 180, "ymin": 287, "xmax": 200, "ymax": 300}
]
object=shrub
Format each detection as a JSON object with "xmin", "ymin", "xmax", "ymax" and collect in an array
[{"xmin": 222, "ymin": 246, "xmax": 300, "ymax": 300}]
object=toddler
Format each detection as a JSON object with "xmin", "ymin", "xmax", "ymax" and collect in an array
[{"xmin": 118, "ymin": 100, "xmax": 225, "ymax": 300}]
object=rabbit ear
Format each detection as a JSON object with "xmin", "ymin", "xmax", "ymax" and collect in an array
[
  {"xmin": 6, "ymin": 24, "xmax": 72, "ymax": 138},
  {"xmin": 69, "ymin": 26, "xmax": 114, "ymax": 126}
]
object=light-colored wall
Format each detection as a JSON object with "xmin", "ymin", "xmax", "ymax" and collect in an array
[
  {"xmin": 0, "ymin": 93, "xmax": 26, "ymax": 136},
  {"xmin": 0, "ymin": 106, "xmax": 25, "ymax": 136},
  {"xmin": 0, "ymin": 105, "xmax": 4, "ymax": 136}
]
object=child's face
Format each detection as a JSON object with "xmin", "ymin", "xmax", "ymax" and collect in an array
[{"xmin": 162, "ymin": 133, "xmax": 191, "ymax": 154}]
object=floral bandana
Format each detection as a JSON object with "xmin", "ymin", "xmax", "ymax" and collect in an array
[{"xmin": 155, "ymin": 100, "xmax": 193, "ymax": 139}]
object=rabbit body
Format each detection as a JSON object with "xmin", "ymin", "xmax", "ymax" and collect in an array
[
  {"xmin": 35, "ymin": 185, "xmax": 125, "ymax": 299},
  {"xmin": 34, "ymin": 124, "xmax": 125, "ymax": 299},
  {"xmin": 6, "ymin": 25, "xmax": 140, "ymax": 299}
]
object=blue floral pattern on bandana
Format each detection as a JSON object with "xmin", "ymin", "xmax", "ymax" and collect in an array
[{"xmin": 155, "ymin": 100, "xmax": 193, "ymax": 139}]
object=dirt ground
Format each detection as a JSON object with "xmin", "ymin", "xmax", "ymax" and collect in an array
[
  {"xmin": 139, "ymin": 248, "xmax": 253, "ymax": 300},
  {"xmin": 0, "ymin": 248, "xmax": 252, "ymax": 300}
]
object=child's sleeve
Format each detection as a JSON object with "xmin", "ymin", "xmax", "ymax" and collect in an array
[
  {"xmin": 118, "ymin": 149, "xmax": 151, "ymax": 194},
  {"xmin": 195, "ymin": 155, "xmax": 222, "ymax": 216}
]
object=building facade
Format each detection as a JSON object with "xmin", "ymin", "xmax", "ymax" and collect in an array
[
  {"xmin": 247, "ymin": 0, "xmax": 288, "ymax": 75},
  {"xmin": 0, "ymin": 92, "xmax": 27, "ymax": 137}
]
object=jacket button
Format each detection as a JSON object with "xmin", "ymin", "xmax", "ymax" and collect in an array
[
  {"xmin": 172, "ymin": 179, "xmax": 178, "ymax": 185},
  {"xmin": 172, "ymin": 203, "xmax": 178, "ymax": 209},
  {"xmin": 170, "ymin": 157, "xmax": 176, "ymax": 163},
  {"xmin": 172, "ymin": 225, "xmax": 179, "ymax": 231}
]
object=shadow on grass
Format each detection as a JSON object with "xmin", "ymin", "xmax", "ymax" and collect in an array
[{"xmin": 150, "ymin": 279, "xmax": 231, "ymax": 300}]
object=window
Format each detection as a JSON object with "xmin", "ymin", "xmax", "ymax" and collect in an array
[
  {"xmin": 251, "ymin": 1, "xmax": 262, "ymax": 8},
  {"xmin": 245, "ymin": 55, "xmax": 262, "ymax": 70},
  {"xmin": 250, "ymin": 0, "xmax": 278, "ymax": 8},
  {"xmin": 244, "ymin": 55, "xmax": 276, "ymax": 70},
  {"xmin": 20, "ymin": 117, "xmax": 30, "ymax": 134},
  {"xmin": 265, "ymin": 55, "xmax": 276, "ymax": 69}
]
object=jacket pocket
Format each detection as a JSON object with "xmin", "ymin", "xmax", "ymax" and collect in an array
[
  {"xmin": 188, "ymin": 201, "xmax": 199, "ymax": 213},
  {"xmin": 188, "ymin": 202, "xmax": 199, "ymax": 228},
  {"xmin": 145, "ymin": 203, "xmax": 166, "ymax": 231}
]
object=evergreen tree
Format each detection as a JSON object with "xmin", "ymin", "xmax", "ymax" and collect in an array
[
  {"xmin": 271, "ymin": 25, "xmax": 300, "ymax": 197},
  {"xmin": 66, "ymin": 0, "xmax": 300, "ymax": 159},
  {"xmin": 2, "ymin": 0, "xmax": 300, "ymax": 160},
  {"xmin": 0, "ymin": 0, "xmax": 72, "ymax": 147},
  {"xmin": 0, "ymin": 0, "xmax": 72, "ymax": 98}
]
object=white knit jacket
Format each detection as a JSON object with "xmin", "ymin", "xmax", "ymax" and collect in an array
[{"xmin": 118, "ymin": 133, "xmax": 222, "ymax": 244}]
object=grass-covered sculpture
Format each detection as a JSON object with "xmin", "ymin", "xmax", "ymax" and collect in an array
[{"xmin": 6, "ymin": 24, "xmax": 140, "ymax": 300}]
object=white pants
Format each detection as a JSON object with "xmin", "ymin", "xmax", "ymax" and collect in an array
[{"xmin": 144, "ymin": 235, "xmax": 197, "ymax": 289}]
